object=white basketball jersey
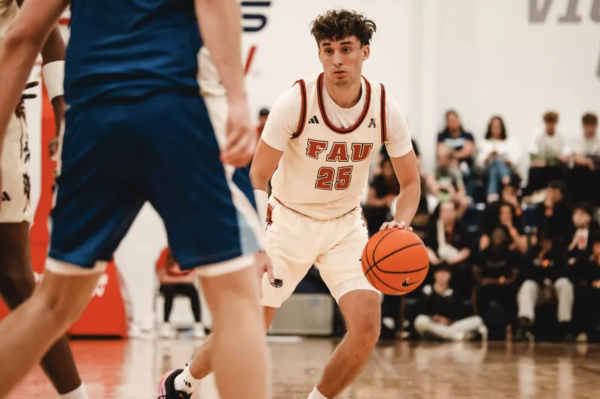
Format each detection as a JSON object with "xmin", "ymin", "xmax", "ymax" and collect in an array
[
  {"xmin": 0, "ymin": 1, "xmax": 17, "ymax": 42},
  {"xmin": 271, "ymin": 73, "xmax": 387, "ymax": 220}
]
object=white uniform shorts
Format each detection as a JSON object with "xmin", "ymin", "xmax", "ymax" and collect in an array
[
  {"xmin": 261, "ymin": 198, "xmax": 378, "ymax": 308},
  {"xmin": 0, "ymin": 107, "xmax": 32, "ymax": 224}
]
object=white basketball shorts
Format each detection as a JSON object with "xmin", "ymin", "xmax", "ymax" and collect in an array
[
  {"xmin": 0, "ymin": 107, "xmax": 32, "ymax": 224},
  {"xmin": 261, "ymin": 197, "xmax": 379, "ymax": 308}
]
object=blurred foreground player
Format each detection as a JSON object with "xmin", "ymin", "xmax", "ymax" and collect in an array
[
  {"xmin": 170, "ymin": 10, "xmax": 421, "ymax": 399},
  {"xmin": 0, "ymin": 0, "xmax": 270, "ymax": 399},
  {"xmin": 0, "ymin": 1, "xmax": 88, "ymax": 399}
]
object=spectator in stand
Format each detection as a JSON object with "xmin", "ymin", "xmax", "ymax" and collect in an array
[
  {"xmin": 156, "ymin": 247, "xmax": 205, "ymax": 339},
  {"xmin": 570, "ymin": 113, "xmax": 600, "ymax": 205},
  {"xmin": 424, "ymin": 201, "xmax": 472, "ymax": 297},
  {"xmin": 516, "ymin": 234, "xmax": 574, "ymax": 341},
  {"xmin": 364, "ymin": 158, "xmax": 400, "ymax": 236},
  {"xmin": 481, "ymin": 184, "xmax": 523, "ymax": 233},
  {"xmin": 411, "ymin": 176, "xmax": 430, "ymax": 241},
  {"xmin": 526, "ymin": 111, "xmax": 570, "ymax": 194},
  {"xmin": 535, "ymin": 181, "xmax": 574, "ymax": 249},
  {"xmin": 573, "ymin": 235, "xmax": 600, "ymax": 342},
  {"xmin": 567, "ymin": 203, "xmax": 600, "ymax": 264},
  {"xmin": 256, "ymin": 107, "xmax": 270, "ymax": 137},
  {"xmin": 437, "ymin": 110, "xmax": 476, "ymax": 195},
  {"xmin": 480, "ymin": 202, "xmax": 528, "ymax": 255},
  {"xmin": 427, "ymin": 145, "xmax": 470, "ymax": 217},
  {"xmin": 473, "ymin": 226, "xmax": 521, "ymax": 327},
  {"xmin": 414, "ymin": 265, "xmax": 487, "ymax": 341},
  {"xmin": 477, "ymin": 116, "xmax": 521, "ymax": 203}
]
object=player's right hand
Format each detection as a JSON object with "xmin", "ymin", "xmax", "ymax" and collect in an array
[
  {"xmin": 221, "ymin": 96, "xmax": 256, "ymax": 168},
  {"xmin": 255, "ymin": 251, "xmax": 275, "ymax": 284}
]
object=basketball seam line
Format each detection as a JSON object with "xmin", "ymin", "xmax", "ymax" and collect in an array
[{"xmin": 365, "ymin": 242, "xmax": 425, "ymax": 275}]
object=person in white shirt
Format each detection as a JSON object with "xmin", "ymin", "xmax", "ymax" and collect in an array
[
  {"xmin": 526, "ymin": 111, "xmax": 570, "ymax": 195},
  {"xmin": 477, "ymin": 116, "xmax": 521, "ymax": 202},
  {"xmin": 570, "ymin": 113, "xmax": 600, "ymax": 205},
  {"xmin": 169, "ymin": 9, "xmax": 421, "ymax": 399}
]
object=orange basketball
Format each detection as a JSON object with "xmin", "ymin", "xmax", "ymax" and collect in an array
[{"xmin": 362, "ymin": 228, "xmax": 429, "ymax": 295}]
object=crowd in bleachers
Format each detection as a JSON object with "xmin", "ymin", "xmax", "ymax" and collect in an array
[{"xmin": 365, "ymin": 110, "xmax": 600, "ymax": 343}]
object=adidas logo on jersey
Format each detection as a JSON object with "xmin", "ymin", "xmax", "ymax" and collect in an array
[
  {"xmin": 1, "ymin": 192, "xmax": 10, "ymax": 202},
  {"xmin": 308, "ymin": 115, "xmax": 320, "ymax": 124},
  {"xmin": 368, "ymin": 118, "xmax": 377, "ymax": 128}
]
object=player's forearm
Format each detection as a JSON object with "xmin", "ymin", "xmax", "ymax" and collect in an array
[
  {"xmin": 40, "ymin": 27, "xmax": 65, "ymax": 64},
  {"xmin": 195, "ymin": 0, "xmax": 246, "ymax": 100},
  {"xmin": 393, "ymin": 181, "xmax": 420, "ymax": 226}
]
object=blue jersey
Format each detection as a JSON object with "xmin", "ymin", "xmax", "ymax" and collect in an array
[{"xmin": 64, "ymin": 0, "xmax": 203, "ymax": 106}]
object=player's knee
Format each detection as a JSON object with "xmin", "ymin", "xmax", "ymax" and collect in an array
[
  {"xmin": 0, "ymin": 269, "xmax": 36, "ymax": 307},
  {"xmin": 348, "ymin": 312, "xmax": 381, "ymax": 347}
]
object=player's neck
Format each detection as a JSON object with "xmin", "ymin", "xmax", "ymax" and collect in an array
[{"xmin": 324, "ymin": 77, "xmax": 362, "ymax": 109}]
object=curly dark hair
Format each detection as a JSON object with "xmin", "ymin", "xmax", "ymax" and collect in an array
[{"xmin": 310, "ymin": 9, "xmax": 376, "ymax": 47}]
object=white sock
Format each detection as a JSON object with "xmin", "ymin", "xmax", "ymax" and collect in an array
[
  {"xmin": 307, "ymin": 386, "xmax": 328, "ymax": 399},
  {"xmin": 174, "ymin": 365, "xmax": 199, "ymax": 394},
  {"xmin": 59, "ymin": 384, "xmax": 88, "ymax": 399}
]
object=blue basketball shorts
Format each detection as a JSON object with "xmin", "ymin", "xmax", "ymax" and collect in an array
[{"xmin": 48, "ymin": 93, "xmax": 262, "ymax": 273}]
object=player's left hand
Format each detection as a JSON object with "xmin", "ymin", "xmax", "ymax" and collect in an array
[
  {"xmin": 380, "ymin": 220, "xmax": 412, "ymax": 231},
  {"xmin": 255, "ymin": 251, "xmax": 275, "ymax": 284}
]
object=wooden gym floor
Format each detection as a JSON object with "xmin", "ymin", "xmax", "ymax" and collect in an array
[{"xmin": 10, "ymin": 338, "xmax": 600, "ymax": 399}]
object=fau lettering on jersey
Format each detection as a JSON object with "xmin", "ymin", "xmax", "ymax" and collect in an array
[{"xmin": 270, "ymin": 73, "xmax": 388, "ymax": 220}]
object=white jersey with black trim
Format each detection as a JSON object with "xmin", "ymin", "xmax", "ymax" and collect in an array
[{"xmin": 261, "ymin": 73, "xmax": 413, "ymax": 220}]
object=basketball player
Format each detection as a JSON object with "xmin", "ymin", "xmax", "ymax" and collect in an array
[
  {"xmin": 166, "ymin": 9, "xmax": 421, "ymax": 399},
  {"xmin": 0, "ymin": 0, "xmax": 270, "ymax": 398},
  {"xmin": 0, "ymin": 2, "xmax": 89, "ymax": 399}
]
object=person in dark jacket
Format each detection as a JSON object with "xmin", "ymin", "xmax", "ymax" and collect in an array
[
  {"xmin": 414, "ymin": 265, "xmax": 486, "ymax": 341},
  {"xmin": 473, "ymin": 226, "xmax": 521, "ymax": 325},
  {"xmin": 516, "ymin": 234, "xmax": 573, "ymax": 341}
]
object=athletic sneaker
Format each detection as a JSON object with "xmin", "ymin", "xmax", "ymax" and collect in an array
[{"xmin": 157, "ymin": 369, "xmax": 191, "ymax": 399}]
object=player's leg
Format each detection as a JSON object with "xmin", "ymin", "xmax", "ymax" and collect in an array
[
  {"xmin": 196, "ymin": 268, "xmax": 269, "ymax": 399},
  {"xmin": 185, "ymin": 306, "xmax": 277, "ymax": 380},
  {"xmin": 0, "ymin": 223, "xmax": 86, "ymax": 397},
  {"xmin": 144, "ymin": 93, "xmax": 270, "ymax": 399},
  {"xmin": 313, "ymin": 213, "xmax": 381, "ymax": 399},
  {"xmin": 0, "ymin": 264, "xmax": 103, "ymax": 398},
  {"xmin": 0, "ymin": 100, "xmax": 148, "ymax": 398},
  {"xmin": 311, "ymin": 290, "xmax": 381, "ymax": 399}
]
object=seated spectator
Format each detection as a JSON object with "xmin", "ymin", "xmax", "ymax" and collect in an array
[
  {"xmin": 411, "ymin": 177, "xmax": 430, "ymax": 241},
  {"xmin": 256, "ymin": 107, "xmax": 270, "ymax": 137},
  {"xmin": 516, "ymin": 235, "xmax": 573, "ymax": 341},
  {"xmin": 535, "ymin": 181, "xmax": 574, "ymax": 249},
  {"xmin": 426, "ymin": 145, "xmax": 470, "ymax": 216},
  {"xmin": 480, "ymin": 202, "xmax": 528, "ymax": 254},
  {"xmin": 570, "ymin": 113, "xmax": 600, "ymax": 205},
  {"xmin": 424, "ymin": 201, "xmax": 471, "ymax": 297},
  {"xmin": 473, "ymin": 226, "xmax": 521, "ymax": 326},
  {"xmin": 414, "ymin": 265, "xmax": 487, "ymax": 341},
  {"xmin": 477, "ymin": 116, "xmax": 521, "ymax": 203},
  {"xmin": 481, "ymin": 184, "xmax": 523, "ymax": 232},
  {"xmin": 567, "ymin": 203, "xmax": 600, "ymax": 264},
  {"xmin": 156, "ymin": 247, "xmax": 205, "ymax": 339},
  {"xmin": 437, "ymin": 110, "xmax": 476, "ymax": 194},
  {"xmin": 526, "ymin": 111, "xmax": 570, "ymax": 194},
  {"xmin": 364, "ymin": 158, "xmax": 400, "ymax": 236},
  {"xmin": 572, "ymin": 236, "xmax": 600, "ymax": 342}
]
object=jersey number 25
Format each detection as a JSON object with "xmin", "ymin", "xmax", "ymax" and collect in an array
[{"xmin": 315, "ymin": 166, "xmax": 353, "ymax": 191}]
